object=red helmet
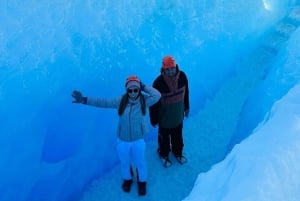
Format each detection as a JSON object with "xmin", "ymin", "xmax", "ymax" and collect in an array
[
  {"xmin": 125, "ymin": 75, "xmax": 141, "ymax": 88},
  {"xmin": 162, "ymin": 56, "xmax": 176, "ymax": 69}
]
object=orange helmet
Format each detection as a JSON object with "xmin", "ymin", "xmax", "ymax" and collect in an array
[
  {"xmin": 162, "ymin": 56, "xmax": 176, "ymax": 69},
  {"xmin": 125, "ymin": 75, "xmax": 141, "ymax": 89}
]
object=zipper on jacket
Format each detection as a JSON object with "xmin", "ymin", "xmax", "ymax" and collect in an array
[{"xmin": 128, "ymin": 103, "xmax": 133, "ymax": 141}]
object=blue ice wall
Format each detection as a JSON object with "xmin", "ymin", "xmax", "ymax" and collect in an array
[
  {"xmin": 227, "ymin": 5, "xmax": 300, "ymax": 151},
  {"xmin": 0, "ymin": 0, "xmax": 298, "ymax": 200}
]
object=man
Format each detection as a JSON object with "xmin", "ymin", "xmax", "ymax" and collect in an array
[{"xmin": 149, "ymin": 55, "xmax": 190, "ymax": 167}]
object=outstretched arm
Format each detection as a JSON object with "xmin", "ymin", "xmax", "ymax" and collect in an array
[
  {"xmin": 86, "ymin": 96, "xmax": 121, "ymax": 109},
  {"xmin": 71, "ymin": 90, "xmax": 121, "ymax": 109}
]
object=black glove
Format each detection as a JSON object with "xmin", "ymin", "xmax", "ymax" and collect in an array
[
  {"xmin": 184, "ymin": 109, "xmax": 190, "ymax": 118},
  {"xmin": 72, "ymin": 90, "xmax": 83, "ymax": 103},
  {"xmin": 151, "ymin": 123, "xmax": 158, "ymax": 128}
]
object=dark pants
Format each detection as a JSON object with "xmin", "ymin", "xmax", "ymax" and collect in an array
[{"xmin": 158, "ymin": 123, "xmax": 184, "ymax": 158}]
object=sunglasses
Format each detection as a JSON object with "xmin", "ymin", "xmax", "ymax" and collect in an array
[{"xmin": 127, "ymin": 88, "xmax": 139, "ymax": 94}]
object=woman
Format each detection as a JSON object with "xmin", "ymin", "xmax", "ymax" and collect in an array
[{"xmin": 72, "ymin": 75, "xmax": 161, "ymax": 196}]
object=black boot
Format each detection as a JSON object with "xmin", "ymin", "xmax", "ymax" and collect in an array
[
  {"xmin": 122, "ymin": 179, "xmax": 133, "ymax": 192},
  {"xmin": 138, "ymin": 181, "xmax": 147, "ymax": 196}
]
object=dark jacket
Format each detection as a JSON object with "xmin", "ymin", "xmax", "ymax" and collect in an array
[{"xmin": 149, "ymin": 70, "xmax": 189, "ymax": 128}]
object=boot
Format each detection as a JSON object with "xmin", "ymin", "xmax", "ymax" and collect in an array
[
  {"xmin": 122, "ymin": 179, "xmax": 133, "ymax": 192},
  {"xmin": 138, "ymin": 181, "xmax": 147, "ymax": 196}
]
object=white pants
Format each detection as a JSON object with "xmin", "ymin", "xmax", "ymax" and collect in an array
[{"xmin": 117, "ymin": 139, "xmax": 147, "ymax": 182}]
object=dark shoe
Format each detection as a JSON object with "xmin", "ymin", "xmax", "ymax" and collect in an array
[
  {"xmin": 174, "ymin": 155, "xmax": 188, "ymax": 164},
  {"xmin": 122, "ymin": 179, "xmax": 133, "ymax": 192},
  {"xmin": 158, "ymin": 149, "xmax": 172, "ymax": 168},
  {"xmin": 160, "ymin": 156, "xmax": 172, "ymax": 168},
  {"xmin": 138, "ymin": 181, "xmax": 147, "ymax": 196}
]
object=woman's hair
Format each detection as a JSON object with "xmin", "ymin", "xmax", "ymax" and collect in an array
[{"xmin": 118, "ymin": 93, "xmax": 146, "ymax": 116}]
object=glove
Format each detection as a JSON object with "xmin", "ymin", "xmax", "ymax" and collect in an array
[
  {"xmin": 72, "ymin": 90, "xmax": 83, "ymax": 103},
  {"xmin": 140, "ymin": 82, "xmax": 145, "ymax": 91},
  {"xmin": 151, "ymin": 123, "xmax": 158, "ymax": 128},
  {"xmin": 184, "ymin": 109, "xmax": 189, "ymax": 118}
]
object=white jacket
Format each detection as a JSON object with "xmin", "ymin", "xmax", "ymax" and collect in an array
[{"xmin": 86, "ymin": 86, "xmax": 161, "ymax": 141}]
